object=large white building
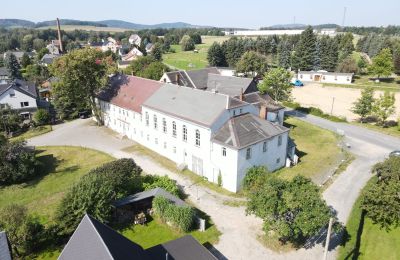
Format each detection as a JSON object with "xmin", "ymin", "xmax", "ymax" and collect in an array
[
  {"xmin": 297, "ymin": 70, "xmax": 354, "ymax": 84},
  {"xmin": 98, "ymin": 75, "xmax": 293, "ymax": 192}
]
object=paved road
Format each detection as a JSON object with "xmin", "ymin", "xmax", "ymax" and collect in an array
[{"xmin": 28, "ymin": 116, "xmax": 400, "ymax": 260}]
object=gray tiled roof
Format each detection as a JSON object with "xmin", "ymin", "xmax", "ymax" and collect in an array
[
  {"xmin": 0, "ymin": 232, "xmax": 12, "ymax": 260},
  {"xmin": 143, "ymin": 84, "xmax": 229, "ymax": 127},
  {"xmin": 146, "ymin": 235, "xmax": 217, "ymax": 260},
  {"xmin": 212, "ymin": 113, "xmax": 289, "ymax": 149},
  {"xmin": 58, "ymin": 214, "xmax": 149, "ymax": 260},
  {"xmin": 238, "ymin": 92, "xmax": 284, "ymax": 112},
  {"xmin": 165, "ymin": 68, "xmax": 220, "ymax": 89},
  {"xmin": 41, "ymin": 54, "xmax": 60, "ymax": 65},
  {"xmin": 0, "ymin": 67, "xmax": 10, "ymax": 77},
  {"xmin": 0, "ymin": 80, "xmax": 37, "ymax": 98},
  {"xmin": 206, "ymin": 74, "xmax": 257, "ymax": 97},
  {"xmin": 113, "ymin": 187, "xmax": 187, "ymax": 208}
]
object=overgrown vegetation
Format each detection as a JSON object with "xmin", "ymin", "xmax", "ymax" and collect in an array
[{"xmin": 284, "ymin": 101, "xmax": 347, "ymax": 122}]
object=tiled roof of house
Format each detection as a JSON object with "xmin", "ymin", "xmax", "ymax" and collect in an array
[
  {"xmin": 143, "ymin": 83, "xmax": 230, "ymax": 127},
  {"xmin": 165, "ymin": 67, "xmax": 220, "ymax": 89},
  {"xmin": 98, "ymin": 74, "xmax": 163, "ymax": 113},
  {"xmin": 206, "ymin": 74, "xmax": 257, "ymax": 97},
  {"xmin": 41, "ymin": 54, "xmax": 60, "ymax": 65},
  {"xmin": 212, "ymin": 113, "xmax": 289, "ymax": 149},
  {"xmin": 0, "ymin": 79, "xmax": 37, "ymax": 99},
  {"xmin": 0, "ymin": 67, "xmax": 10, "ymax": 77},
  {"xmin": 0, "ymin": 232, "xmax": 11, "ymax": 260},
  {"xmin": 112, "ymin": 187, "xmax": 187, "ymax": 208},
  {"xmin": 58, "ymin": 215, "xmax": 150, "ymax": 260},
  {"xmin": 146, "ymin": 235, "xmax": 217, "ymax": 260}
]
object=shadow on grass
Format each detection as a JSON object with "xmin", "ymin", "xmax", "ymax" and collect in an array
[{"xmin": 342, "ymin": 209, "xmax": 366, "ymax": 260}]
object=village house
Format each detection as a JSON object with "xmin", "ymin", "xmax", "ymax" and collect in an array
[
  {"xmin": 297, "ymin": 70, "xmax": 354, "ymax": 84},
  {"xmin": 129, "ymin": 34, "xmax": 141, "ymax": 46},
  {"xmin": 0, "ymin": 79, "xmax": 39, "ymax": 119},
  {"xmin": 97, "ymin": 74, "xmax": 293, "ymax": 192},
  {"xmin": 3, "ymin": 51, "xmax": 34, "ymax": 63},
  {"xmin": 0, "ymin": 67, "xmax": 11, "ymax": 84},
  {"xmin": 58, "ymin": 214, "xmax": 216, "ymax": 260},
  {"xmin": 101, "ymin": 37, "xmax": 121, "ymax": 53},
  {"xmin": 41, "ymin": 53, "xmax": 60, "ymax": 66}
]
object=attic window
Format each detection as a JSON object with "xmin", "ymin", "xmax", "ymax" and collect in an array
[{"xmin": 9, "ymin": 93, "xmax": 15, "ymax": 97}]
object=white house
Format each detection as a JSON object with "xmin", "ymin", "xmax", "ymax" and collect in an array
[
  {"xmin": 297, "ymin": 70, "xmax": 353, "ymax": 84},
  {"xmin": 129, "ymin": 34, "xmax": 141, "ymax": 46},
  {"xmin": 101, "ymin": 37, "xmax": 121, "ymax": 53},
  {"xmin": 97, "ymin": 75, "xmax": 292, "ymax": 192},
  {"xmin": 121, "ymin": 47, "xmax": 143, "ymax": 62},
  {"xmin": 0, "ymin": 79, "xmax": 38, "ymax": 119}
]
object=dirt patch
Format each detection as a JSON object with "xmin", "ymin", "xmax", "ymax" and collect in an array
[{"xmin": 292, "ymin": 83, "xmax": 400, "ymax": 121}]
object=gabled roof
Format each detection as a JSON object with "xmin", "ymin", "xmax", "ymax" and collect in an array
[
  {"xmin": 0, "ymin": 79, "xmax": 37, "ymax": 99},
  {"xmin": 58, "ymin": 214, "xmax": 149, "ymax": 260},
  {"xmin": 41, "ymin": 54, "xmax": 60, "ymax": 65},
  {"xmin": 146, "ymin": 235, "xmax": 217, "ymax": 260},
  {"xmin": 212, "ymin": 113, "xmax": 289, "ymax": 149},
  {"xmin": 98, "ymin": 74, "xmax": 163, "ymax": 113},
  {"xmin": 165, "ymin": 68, "xmax": 220, "ymax": 89},
  {"xmin": 237, "ymin": 92, "xmax": 284, "ymax": 112},
  {"xmin": 143, "ymin": 83, "xmax": 230, "ymax": 127},
  {"xmin": 0, "ymin": 231, "xmax": 12, "ymax": 260},
  {"xmin": 206, "ymin": 74, "xmax": 257, "ymax": 97},
  {"xmin": 113, "ymin": 187, "xmax": 187, "ymax": 208}
]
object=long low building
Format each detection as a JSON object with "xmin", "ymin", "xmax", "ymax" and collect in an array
[
  {"xmin": 97, "ymin": 74, "xmax": 292, "ymax": 192},
  {"xmin": 297, "ymin": 70, "xmax": 353, "ymax": 84}
]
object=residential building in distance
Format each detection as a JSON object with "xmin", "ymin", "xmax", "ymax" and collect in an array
[
  {"xmin": 58, "ymin": 214, "xmax": 216, "ymax": 260},
  {"xmin": 41, "ymin": 53, "xmax": 61, "ymax": 66},
  {"xmin": 0, "ymin": 79, "xmax": 38, "ymax": 119},
  {"xmin": 297, "ymin": 70, "xmax": 354, "ymax": 84},
  {"xmin": 0, "ymin": 67, "xmax": 11, "ymax": 84},
  {"xmin": 3, "ymin": 51, "xmax": 34, "ymax": 63},
  {"xmin": 129, "ymin": 34, "xmax": 141, "ymax": 46},
  {"xmin": 98, "ymin": 74, "xmax": 293, "ymax": 192}
]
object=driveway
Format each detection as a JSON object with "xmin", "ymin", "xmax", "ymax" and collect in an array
[{"xmin": 28, "ymin": 117, "xmax": 400, "ymax": 260}]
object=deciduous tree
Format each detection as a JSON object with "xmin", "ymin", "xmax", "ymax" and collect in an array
[
  {"xmin": 373, "ymin": 91, "xmax": 396, "ymax": 125},
  {"xmin": 351, "ymin": 87, "xmax": 375, "ymax": 122},
  {"xmin": 258, "ymin": 67, "xmax": 292, "ymax": 101},
  {"xmin": 180, "ymin": 35, "xmax": 195, "ymax": 51},
  {"xmin": 207, "ymin": 42, "xmax": 226, "ymax": 67},
  {"xmin": 368, "ymin": 48, "xmax": 394, "ymax": 78},
  {"xmin": 235, "ymin": 51, "xmax": 268, "ymax": 77}
]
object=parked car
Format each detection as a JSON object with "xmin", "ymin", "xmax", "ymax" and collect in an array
[
  {"xmin": 291, "ymin": 79, "xmax": 304, "ymax": 87},
  {"xmin": 78, "ymin": 111, "xmax": 90, "ymax": 119},
  {"xmin": 389, "ymin": 150, "xmax": 400, "ymax": 157}
]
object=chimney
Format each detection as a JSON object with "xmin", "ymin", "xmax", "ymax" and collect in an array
[
  {"xmin": 56, "ymin": 18, "xmax": 64, "ymax": 53},
  {"xmin": 240, "ymin": 88, "xmax": 244, "ymax": 101},
  {"xmin": 259, "ymin": 105, "xmax": 267, "ymax": 119},
  {"xmin": 175, "ymin": 73, "xmax": 180, "ymax": 84}
]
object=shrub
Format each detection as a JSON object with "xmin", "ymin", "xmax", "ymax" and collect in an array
[
  {"xmin": 217, "ymin": 171, "xmax": 222, "ymax": 187},
  {"xmin": 0, "ymin": 139, "xmax": 38, "ymax": 185},
  {"xmin": 142, "ymin": 175, "xmax": 182, "ymax": 198},
  {"xmin": 153, "ymin": 196, "xmax": 195, "ymax": 232},
  {"xmin": 0, "ymin": 204, "xmax": 43, "ymax": 257},
  {"xmin": 180, "ymin": 35, "xmax": 195, "ymax": 51},
  {"xmin": 33, "ymin": 109, "xmax": 51, "ymax": 126},
  {"xmin": 242, "ymin": 166, "xmax": 268, "ymax": 191},
  {"xmin": 56, "ymin": 158, "xmax": 142, "ymax": 234}
]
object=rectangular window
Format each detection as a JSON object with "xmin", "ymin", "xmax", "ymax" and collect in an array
[
  {"xmin": 155, "ymin": 138, "xmax": 158, "ymax": 144},
  {"xmin": 233, "ymin": 110, "xmax": 236, "ymax": 116},
  {"xmin": 278, "ymin": 136, "xmax": 282, "ymax": 146},
  {"xmin": 162, "ymin": 118, "xmax": 167, "ymax": 133},
  {"xmin": 182, "ymin": 125, "xmax": 187, "ymax": 142},
  {"xmin": 195, "ymin": 129, "xmax": 200, "ymax": 147},
  {"xmin": 263, "ymin": 141, "xmax": 267, "ymax": 152},
  {"xmin": 20, "ymin": 102, "xmax": 29, "ymax": 107},
  {"xmin": 153, "ymin": 115, "xmax": 158, "ymax": 129},
  {"xmin": 222, "ymin": 147, "xmax": 226, "ymax": 157},
  {"xmin": 246, "ymin": 147, "xmax": 251, "ymax": 160},
  {"xmin": 146, "ymin": 134, "xmax": 149, "ymax": 141},
  {"xmin": 163, "ymin": 142, "xmax": 167, "ymax": 149},
  {"xmin": 172, "ymin": 121, "xmax": 176, "ymax": 137},
  {"xmin": 239, "ymin": 108, "xmax": 243, "ymax": 114},
  {"xmin": 173, "ymin": 146, "xmax": 176, "ymax": 154},
  {"xmin": 276, "ymin": 158, "xmax": 281, "ymax": 164},
  {"xmin": 134, "ymin": 128, "xmax": 136, "ymax": 134},
  {"xmin": 9, "ymin": 93, "xmax": 15, "ymax": 97},
  {"xmin": 145, "ymin": 112, "xmax": 149, "ymax": 126}
]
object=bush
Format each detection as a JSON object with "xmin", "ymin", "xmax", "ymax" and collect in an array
[
  {"xmin": 217, "ymin": 171, "xmax": 222, "ymax": 187},
  {"xmin": 153, "ymin": 196, "xmax": 195, "ymax": 232},
  {"xmin": 0, "ymin": 139, "xmax": 38, "ymax": 185},
  {"xmin": 142, "ymin": 175, "xmax": 182, "ymax": 198},
  {"xmin": 56, "ymin": 158, "xmax": 142, "ymax": 234},
  {"xmin": 180, "ymin": 35, "xmax": 195, "ymax": 51},
  {"xmin": 283, "ymin": 101, "xmax": 347, "ymax": 122},
  {"xmin": 0, "ymin": 204, "xmax": 43, "ymax": 257},
  {"xmin": 33, "ymin": 109, "xmax": 51, "ymax": 126},
  {"xmin": 242, "ymin": 166, "xmax": 268, "ymax": 191}
]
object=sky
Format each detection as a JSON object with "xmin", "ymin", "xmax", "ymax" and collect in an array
[{"xmin": 2, "ymin": 0, "xmax": 400, "ymax": 28}]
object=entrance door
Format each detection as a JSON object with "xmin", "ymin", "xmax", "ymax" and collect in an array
[
  {"xmin": 314, "ymin": 75, "xmax": 321, "ymax": 81},
  {"xmin": 192, "ymin": 156, "xmax": 203, "ymax": 176}
]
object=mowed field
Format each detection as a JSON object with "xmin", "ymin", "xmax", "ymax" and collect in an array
[
  {"xmin": 163, "ymin": 36, "xmax": 231, "ymax": 70},
  {"xmin": 292, "ymin": 83, "xmax": 400, "ymax": 121},
  {"xmin": 36, "ymin": 25, "xmax": 131, "ymax": 32}
]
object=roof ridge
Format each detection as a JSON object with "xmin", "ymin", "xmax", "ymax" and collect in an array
[{"xmin": 85, "ymin": 215, "xmax": 114, "ymax": 260}]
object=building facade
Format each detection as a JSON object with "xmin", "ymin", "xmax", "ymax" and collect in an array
[
  {"xmin": 297, "ymin": 71, "xmax": 353, "ymax": 84},
  {"xmin": 98, "ymin": 75, "xmax": 291, "ymax": 192}
]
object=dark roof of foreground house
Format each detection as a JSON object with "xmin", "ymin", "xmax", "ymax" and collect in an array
[
  {"xmin": 58, "ymin": 214, "xmax": 150, "ymax": 260},
  {"xmin": 206, "ymin": 74, "xmax": 258, "ymax": 97},
  {"xmin": 0, "ymin": 231, "xmax": 12, "ymax": 260},
  {"xmin": 164, "ymin": 67, "xmax": 220, "ymax": 89},
  {"xmin": 113, "ymin": 187, "xmax": 187, "ymax": 208},
  {"xmin": 98, "ymin": 74, "xmax": 163, "ymax": 113},
  {"xmin": 237, "ymin": 92, "xmax": 284, "ymax": 112},
  {"xmin": 0, "ymin": 79, "xmax": 37, "ymax": 99},
  {"xmin": 58, "ymin": 215, "xmax": 217, "ymax": 260},
  {"xmin": 146, "ymin": 235, "xmax": 217, "ymax": 260},
  {"xmin": 143, "ymin": 83, "xmax": 245, "ymax": 127},
  {"xmin": 212, "ymin": 113, "xmax": 289, "ymax": 149}
]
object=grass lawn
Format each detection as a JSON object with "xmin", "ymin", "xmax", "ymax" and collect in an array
[
  {"xmin": 10, "ymin": 125, "xmax": 53, "ymax": 142},
  {"xmin": 338, "ymin": 178, "xmax": 400, "ymax": 260},
  {"xmin": 163, "ymin": 36, "xmax": 230, "ymax": 70},
  {"xmin": 0, "ymin": 146, "xmax": 113, "ymax": 223},
  {"xmin": 352, "ymin": 121, "xmax": 400, "ymax": 138},
  {"xmin": 276, "ymin": 117, "xmax": 345, "ymax": 182}
]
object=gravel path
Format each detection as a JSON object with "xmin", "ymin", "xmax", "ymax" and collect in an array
[{"xmin": 28, "ymin": 117, "xmax": 400, "ymax": 260}]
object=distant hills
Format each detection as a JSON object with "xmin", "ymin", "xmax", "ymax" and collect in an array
[{"xmin": 0, "ymin": 18, "xmax": 207, "ymax": 30}]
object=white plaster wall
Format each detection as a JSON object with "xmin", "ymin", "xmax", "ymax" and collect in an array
[
  {"xmin": 0, "ymin": 88, "xmax": 37, "ymax": 110},
  {"xmin": 210, "ymin": 142, "xmax": 239, "ymax": 192}
]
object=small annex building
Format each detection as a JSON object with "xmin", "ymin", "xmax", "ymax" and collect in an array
[{"xmin": 297, "ymin": 70, "xmax": 353, "ymax": 84}]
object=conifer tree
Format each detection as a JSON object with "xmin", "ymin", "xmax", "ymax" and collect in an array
[
  {"xmin": 292, "ymin": 26, "xmax": 317, "ymax": 71},
  {"xmin": 5, "ymin": 52, "xmax": 21, "ymax": 80}
]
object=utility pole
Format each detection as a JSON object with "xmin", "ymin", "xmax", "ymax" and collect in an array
[
  {"xmin": 323, "ymin": 218, "xmax": 334, "ymax": 260},
  {"xmin": 56, "ymin": 18, "xmax": 64, "ymax": 53},
  {"xmin": 330, "ymin": 97, "xmax": 335, "ymax": 115}
]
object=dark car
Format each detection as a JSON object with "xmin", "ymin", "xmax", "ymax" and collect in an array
[
  {"xmin": 78, "ymin": 111, "xmax": 90, "ymax": 119},
  {"xmin": 389, "ymin": 150, "xmax": 400, "ymax": 157}
]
